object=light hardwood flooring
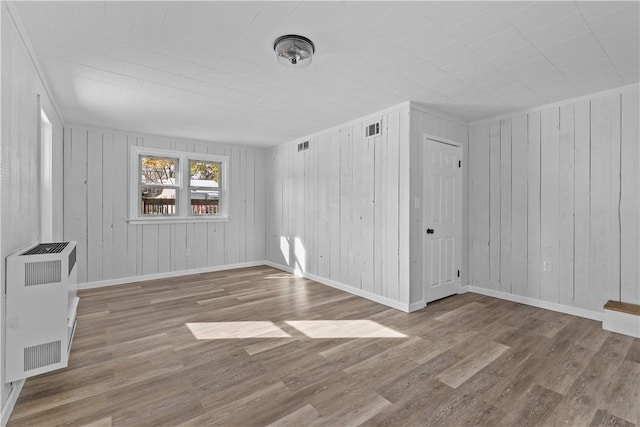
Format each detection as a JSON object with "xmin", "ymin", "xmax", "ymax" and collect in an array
[{"xmin": 8, "ymin": 266, "xmax": 640, "ymax": 426}]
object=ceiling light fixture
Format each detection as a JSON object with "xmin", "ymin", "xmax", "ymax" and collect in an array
[{"xmin": 273, "ymin": 35, "xmax": 315, "ymax": 68}]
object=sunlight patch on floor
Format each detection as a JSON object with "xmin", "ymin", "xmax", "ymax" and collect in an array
[
  {"xmin": 186, "ymin": 321, "xmax": 291, "ymax": 339},
  {"xmin": 285, "ymin": 320, "xmax": 407, "ymax": 338}
]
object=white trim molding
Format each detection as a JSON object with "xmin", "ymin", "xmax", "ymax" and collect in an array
[
  {"xmin": 79, "ymin": 261, "xmax": 265, "ymax": 290},
  {"xmin": 466, "ymin": 286, "xmax": 603, "ymax": 322},
  {"xmin": 264, "ymin": 261, "xmax": 417, "ymax": 313},
  {"xmin": 1, "ymin": 380, "xmax": 24, "ymax": 427}
]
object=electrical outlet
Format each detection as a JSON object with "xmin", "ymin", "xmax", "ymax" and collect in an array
[
  {"xmin": 185, "ymin": 248, "xmax": 192, "ymax": 257},
  {"xmin": 543, "ymin": 261, "xmax": 552, "ymax": 272}
]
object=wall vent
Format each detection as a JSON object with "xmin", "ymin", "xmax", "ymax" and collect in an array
[
  {"xmin": 25, "ymin": 260, "xmax": 62, "ymax": 286},
  {"xmin": 297, "ymin": 140, "xmax": 310, "ymax": 152},
  {"xmin": 365, "ymin": 120, "xmax": 381, "ymax": 138},
  {"xmin": 69, "ymin": 246, "xmax": 77, "ymax": 275},
  {"xmin": 24, "ymin": 340, "xmax": 61, "ymax": 371}
]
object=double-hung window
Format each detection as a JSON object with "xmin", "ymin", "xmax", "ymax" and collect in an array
[{"xmin": 129, "ymin": 146, "xmax": 228, "ymax": 223}]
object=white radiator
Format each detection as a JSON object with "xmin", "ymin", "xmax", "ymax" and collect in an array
[{"xmin": 5, "ymin": 241, "xmax": 78, "ymax": 381}]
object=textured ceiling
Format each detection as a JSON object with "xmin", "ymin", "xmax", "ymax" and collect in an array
[{"xmin": 13, "ymin": 1, "xmax": 640, "ymax": 147}]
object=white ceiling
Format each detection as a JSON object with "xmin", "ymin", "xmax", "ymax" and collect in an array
[{"xmin": 13, "ymin": 1, "xmax": 640, "ymax": 148}]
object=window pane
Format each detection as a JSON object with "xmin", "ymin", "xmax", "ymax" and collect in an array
[
  {"xmin": 141, "ymin": 156, "xmax": 177, "ymax": 185},
  {"xmin": 190, "ymin": 160, "xmax": 219, "ymax": 188},
  {"xmin": 141, "ymin": 187, "xmax": 177, "ymax": 215},
  {"xmin": 190, "ymin": 189, "xmax": 219, "ymax": 215}
]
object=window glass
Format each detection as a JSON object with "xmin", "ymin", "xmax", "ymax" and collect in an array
[
  {"xmin": 141, "ymin": 188, "xmax": 177, "ymax": 215},
  {"xmin": 190, "ymin": 160, "xmax": 220, "ymax": 215},
  {"xmin": 140, "ymin": 156, "xmax": 177, "ymax": 185},
  {"xmin": 190, "ymin": 160, "xmax": 219, "ymax": 187}
]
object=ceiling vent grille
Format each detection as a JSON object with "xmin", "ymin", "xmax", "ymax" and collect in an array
[
  {"xmin": 365, "ymin": 120, "xmax": 381, "ymax": 138},
  {"xmin": 297, "ymin": 140, "xmax": 310, "ymax": 152}
]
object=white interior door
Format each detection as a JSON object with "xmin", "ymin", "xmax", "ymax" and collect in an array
[{"xmin": 423, "ymin": 137, "xmax": 462, "ymax": 303}]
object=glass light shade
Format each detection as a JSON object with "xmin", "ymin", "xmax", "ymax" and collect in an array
[{"xmin": 274, "ymin": 35, "xmax": 315, "ymax": 68}]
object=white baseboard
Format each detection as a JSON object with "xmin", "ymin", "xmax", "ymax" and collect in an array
[
  {"xmin": 1, "ymin": 380, "xmax": 24, "ymax": 427},
  {"xmin": 603, "ymin": 309, "xmax": 640, "ymax": 338},
  {"xmin": 408, "ymin": 301, "xmax": 426, "ymax": 312},
  {"xmin": 265, "ymin": 261, "xmax": 414, "ymax": 313},
  {"xmin": 78, "ymin": 261, "xmax": 266, "ymax": 290},
  {"xmin": 466, "ymin": 286, "xmax": 603, "ymax": 322}
]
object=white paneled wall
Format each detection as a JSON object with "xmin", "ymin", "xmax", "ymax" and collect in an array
[
  {"xmin": 266, "ymin": 104, "xmax": 410, "ymax": 306},
  {"xmin": 409, "ymin": 106, "xmax": 469, "ymax": 305},
  {"xmin": 63, "ymin": 126, "xmax": 267, "ymax": 285},
  {"xmin": 267, "ymin": 103, "xmax": 468, "ymax": 310},
  {"xmin": 1, "ymin": 2, "xmax": 64, "ymax": 409},
  {"xmin": 468, "ymin": 86, "xmax": 640, "ymax": 313}
]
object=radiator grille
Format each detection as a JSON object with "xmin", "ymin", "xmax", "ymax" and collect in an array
[
  {"xmin": 68, "ymin": 246, "xmax": 76, "ymax": 275},
  {"xmin": 24, "ymin": 341, "xmax": 61, "ymax": 371},
  {"xmin": 21, "ymin": 242, "xmax": 69, "ymax": 256},
  {"xmin": 25, "ymin": 261, "xmax": 61, "ymax": 286}
]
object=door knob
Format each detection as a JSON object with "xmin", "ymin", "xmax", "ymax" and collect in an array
[{"xmin": 426, "ymin": 228, "xmax": 434, "ymax": 234}]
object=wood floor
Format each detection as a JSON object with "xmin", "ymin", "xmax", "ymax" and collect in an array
[{"xmin": 8, "ymin": 266, "xmax": 640, "ymax": 427}]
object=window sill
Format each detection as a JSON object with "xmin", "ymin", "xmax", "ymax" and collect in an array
[{"xmin": 127, "ymin": 216, "xmax": 230, "ymax": 225}]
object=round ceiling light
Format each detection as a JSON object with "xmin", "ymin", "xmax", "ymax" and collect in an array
[{"xmin": 273, "ymin": 35, "xmax": 315, "ymax": 68}]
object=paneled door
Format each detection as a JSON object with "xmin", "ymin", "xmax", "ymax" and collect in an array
[{"xmin": 423, "ymin": 137, "xmax": 462, "ymax": 303}]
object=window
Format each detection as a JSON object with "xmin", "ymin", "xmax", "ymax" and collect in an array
[{"xmin": 129, "ymin": 147, "xmax": 228, "ymax": 223}]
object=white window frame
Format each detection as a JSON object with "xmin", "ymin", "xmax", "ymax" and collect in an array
[{"xmin": 128, "ymin": 146, "xmax": 229, "ymax": 224}]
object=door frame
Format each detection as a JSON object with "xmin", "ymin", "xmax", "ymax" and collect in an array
[{"xmin": 422, "ymin": 134, "xmax": 464, "ymax": 304}]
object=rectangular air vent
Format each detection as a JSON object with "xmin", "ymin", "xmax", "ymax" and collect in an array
[
  {"xmin": 297, "ymin": 140, "xmax": 309, "ymax": 152},
  {"xmin": 21, "ymin": 242, "xmax": 69, "ymax": 256},
  {"xmin": 25, "ymin": 260, "xmax": 62, "ymax": 286},
  {"xmin": 24, "ymin": 340, "xmax": 61, "ymax": 371},
  {"xmin": 365, "ymin": 120, "xmax": 381, "ymax": 138},
  {"xmin": 68, "ymin": 246, "xmax": 76, "ymax": 275}
]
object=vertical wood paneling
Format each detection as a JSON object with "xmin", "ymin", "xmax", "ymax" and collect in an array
[
  {"xmin": 142, "ymin": 224, "xmax": 159, "ymax": 275},
  {"xmin": 398, "ymin": 107, "xmax": 411, "ymax": 303},
  {"xmin": 64, "ymin": 126, "xmax": 266, "ymax": 284},
  {"xmin": 470, "ymin": 123, "xmax": 491, "ymax": 288},
  {"xmin": 126, "ymin": 136, "xmax": 139, "ymax": 277},
  {"xmin": 373, "ymin": 126, "xmax": 385, "ymax": 295},
  {"xmin": 339, "ymin": 128, "xmax": 351, "ymax": 284},
  {"xmin": 361, "ymin": 137, "xmax": 375, "ymax": 292},
  {"xmin": 101, "ymin": 132, "xmax": 115, "ymax": 280},
  {"xmin": 254, "ymin": 151, "xmax": 266, "ymax": 263},
  {"xmin": 511, "ymin": 115, "xmax": 528, "ymax": 296},
  {"xmin": 386, "ymin": 110, "xmax": 400, "ymax": 300},
  {"xmin": 317, "ymin": 134, "xmax": 330, "ymax": 276},
  {"xmin": 266, "ymin": 104, "xmax": 439, "ymax": 307},
  {"xmin": 540, "ymin": 108, "xmax": 560, "ymax": 303},
  {"xmin": 112, "ymin": 134, "xmax": 129, "ymax": 278},
  {"xmin": 225, "ymin": 147, "xmax": 241, "ymax": 265},
  {"xmin": 86, "ymin": 130, "xmax": 103, "ymax": 281},
  {"xmin": 329, "ymin": 130, "xmax": 341, "ymax": 280},
  {"xmin": 591, "ymin": 95, "xmax": 621, "ymax": 304},
  {"xmin": 500, "ymin": 119, "xmax": 512, "ymax": 294},
  {"xmin": 573, "ymin": 101, "xmax": 592, "ymax": 309},
  {"xmin": 558, "ymin": 104, "xmax": 575, "ymax": 305},
  {"xmin": 489, "ymin": 122, "xmax": 501, "ymax": 290},
  {"xmin": 468, "ymin": 88, "xmax": 637, "ymax": 313},
  {"xmin": 293, "ymin": 143, "xmax": 304, "ymax": 272},
  {"xmin": 527, "ymin": 111, "xmax": 541, "ymax": 299},
  {"xmin": 350, "ymin": 125, "xmax": 363, "ymax": 289},
  {"xmin": 245, "ymin": 150, "xmax": 256, "ymax": 261},
  {"xmin": 305, "ymin": 138, "xmax": 318, "ymax": 275},
  {"xmin": 620, "ymin": 90, "xmax": 639, "ymax": 304},
  {"xmin": 66, "ymin": 129, "xmax": 89, "ymax": 283}
]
